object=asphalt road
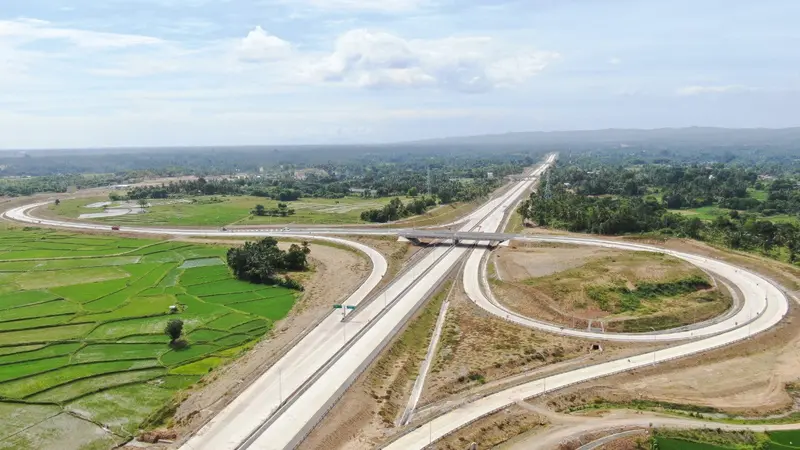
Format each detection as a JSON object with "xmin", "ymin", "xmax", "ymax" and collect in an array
[
  {"xmin": 8, "ymin": 153, "xmax": 793, "ymax": 450},
  {"xmin": 2, "ymin": 154, "xmax": 556, "ymax": 450},
  {"xmin": 467, "ymin": 235, "xmax": 780, "ymax": 342},
  {"xmin": 239, "ymin": 157, "xmax": 556, "ymax": 449},
  {"xmin": 385, "ymin": 238, "xmax": 789, "ymax": 449}
]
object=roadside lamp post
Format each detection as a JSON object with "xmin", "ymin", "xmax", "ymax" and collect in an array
[{"xmin": 650, "ymin": 327, "xmax": 657, "ymax": 365}]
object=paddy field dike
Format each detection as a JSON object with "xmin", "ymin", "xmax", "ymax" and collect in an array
[{"xmin": 0, "ymin": 226, "xmax": 299, "ymax": 450}]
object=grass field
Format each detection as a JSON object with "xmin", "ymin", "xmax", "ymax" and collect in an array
[
  {"xmin": 47, "ymin": 195, "xmax": 399, "ymax": 226},
  {"xmin": 671, "ymin": 205, "xmax": 799, "ymax": 225},
  {"xmin": 46, "ymin": 195, "xmax": 473, "ymax": 228},
  {"xmin": 0, "ymin": 225, "xmax": 300, "ymax": 448}
]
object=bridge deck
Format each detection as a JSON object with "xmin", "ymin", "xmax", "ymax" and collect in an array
[{"xmin": 399, "ymin": 230, "xmax": 518, "ymax": 241}]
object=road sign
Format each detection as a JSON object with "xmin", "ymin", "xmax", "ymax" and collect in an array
[
  {"xmin": 333, "ymin": 304, "xmax": 343, "ymax": 309},
  {"xmin": 346, "ymin": 305, "xmax": 356, "ymax": 310}
]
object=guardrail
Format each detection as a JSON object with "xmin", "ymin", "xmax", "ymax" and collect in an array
[
  {"xmin": 380, "ymin": 271, "xmax": 791, "ymax": 449},
  {"xmin": 235, "ymin": 244, "xmax": 462, "ymax": 449},
  {"xmin": 172, "ymin": 240, "xmax": 380, "ymax": 449},
  {"xmin": 343, "ymin": 240, "xmax": 440, "ymax": 322},
  {"xmin": 284, "ymin": 250, "xmax": 468, "ymax": 450},
  {"xmin": 479, "ymin": 238, "xmax": 769, "ymax": 341}
]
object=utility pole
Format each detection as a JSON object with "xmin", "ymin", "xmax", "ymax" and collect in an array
[
  {"xmin": 651, "ymin": 327, "xmax": 657, "ymax": 365},
  {"xmin": 544, "ymin": 170, "xmax": 553, "ymax": 200},
  {"xmin": 427, "ymin": 165, "xmax": 432, "ymax": 196}
]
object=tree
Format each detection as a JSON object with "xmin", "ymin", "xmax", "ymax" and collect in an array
[
  {"xmin": 252, "ymin": 204, "xmax": 266, "ymax": 216},
  {"xmin": 226, "ymin": 237, "xmax": 311, "ymax": 289},
  {"xmin": 137, "ymin": 198, "xmax": 149, "ymax": 211},
  {"xmin": 54, "ymin": 199, "xmax": 60, "ymax": 206},
  {"xmin": 284, "ymin": 243, "xmax": 311, "ymax": 271},
  {"xmin": 407, "ymin": 187, "xmax": 418, "ymax": 197},
  {"xmin": 437, "ymin": 189, "xmax": 454, "ymax": 204},
  {"xmin": 164, "ymin": 319, "xmax": 184, "ymax": 344}
]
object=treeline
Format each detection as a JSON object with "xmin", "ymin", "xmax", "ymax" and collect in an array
[
  {"xmin": 553, "ymin": 164, "xmax": 800, "ymax": 217},
  {"xmin": 226, "ymin": 238, "xmax": 310, "ymax": 290},
  {"xmin": 121, "ymin": 157, "xmax": 522, "ymax": 211},
  {"xmin": 519, "ymin": 179, "xmax": 800, "ymax": 263},
  {"xmin": 126, "ymin": 178, "xmax": 309, "ymax": 201},
  {"xmin": 0, "ymin": 174, "xmax": 132, "ymax": 197},
  {"xmin": 360, "ymin": 197, "xmax": 437, "ymax": 223}
]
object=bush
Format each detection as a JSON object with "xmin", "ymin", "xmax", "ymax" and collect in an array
[
  {"xmin": 279, "ymin": 276, "xmax": 304, "ymax": 291},
  {"xmin": 164, "ymin": 319, "xmax": 184, "ymax": 343}
]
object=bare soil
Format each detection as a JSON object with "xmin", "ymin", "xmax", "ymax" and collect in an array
[
  {"xmin": 432, "ymin": 405, "xmax": 547, "ymax": 450},
  {"xmin": 493, "ymin": 243, "xmax": 732, "ymax": 332},
  {"xmin": 302, "ymin": 234, "xmax": 800, "ymax": 450},
  {"xmin": 596, "ymin": 434, "xmax": 650, "ymax": 450},
  {"xmin": 542, "ymin": 301, "xmax": 800, "ymax": 418},
  {"xmin": 170, "ymin": 241, "xmax": 371, "ymax": 440},
  {"xmin": 496, "ymin": 243, "xmax": 615, "ymax": 280},
  {"xmin": 417, "ymin": 285, "xmax": 653, "ymax": 411}
]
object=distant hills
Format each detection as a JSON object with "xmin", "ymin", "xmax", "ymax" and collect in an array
[{"xmin": 4, "ymin": 127, "xmax": 800, "ymax": 156}]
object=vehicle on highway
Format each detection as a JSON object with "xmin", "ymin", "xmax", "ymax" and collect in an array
[{"xmin": 111, "ymin": 226, "xmax": 120, "ymax": 231}]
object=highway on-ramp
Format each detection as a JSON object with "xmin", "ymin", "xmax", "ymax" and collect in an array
[
  {"xmin": 385, "ymin": 242, "xmax": 790, "ymax": 449},
  {"xmin": 3, "ymin": 151, "xmax": 792, "ymax": 450},
  {"xmin": 3, "ymin": 155, "xmax": 557, "ymax": 450}
]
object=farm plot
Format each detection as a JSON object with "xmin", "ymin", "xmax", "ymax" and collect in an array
[{"xmin": 0, "ymin": 226, "xmax": 301, "ymax": 449}]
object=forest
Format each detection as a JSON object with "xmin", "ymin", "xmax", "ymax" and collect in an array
[
  {"xmin": 0, "ymin": 149, "xmax": 535, "ymax": 203},
  {"xmin": 519, "ymin": 161, "xmax": 800, "ymax": 263}
]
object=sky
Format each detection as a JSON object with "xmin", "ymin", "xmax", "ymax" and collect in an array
[{"xmin": 1, "ymin": 0, "xmax": 799, "ymax": 149}]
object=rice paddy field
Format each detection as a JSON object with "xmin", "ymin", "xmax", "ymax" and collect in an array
[{"xmin": 0, "ymin": 226, "xmax": 299, "ymax": 450}]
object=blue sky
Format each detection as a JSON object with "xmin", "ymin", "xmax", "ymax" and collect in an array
[{"xmin": 1, "ymin": 0, "xmax": 798, "ymax": 148}]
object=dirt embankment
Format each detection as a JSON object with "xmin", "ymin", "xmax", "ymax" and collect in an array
[
  {"xmin": 541, "ymin": 300, "xmax": 800, "ymax": 418},
  {"xmin": 296, "ymin": 274, "xmax": 662, "ymax": 450},
  {"xmin": 170, "ymin": 241, "xmax": 371, "ymax": 440},
  {"xmin": 419, "ymin": 285, "xmax": 602, "ymax": 407}
]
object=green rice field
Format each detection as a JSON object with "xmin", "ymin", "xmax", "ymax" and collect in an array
[{"xmin": 0, "ymin": 226, "xmax": 299, "ymax": 449}]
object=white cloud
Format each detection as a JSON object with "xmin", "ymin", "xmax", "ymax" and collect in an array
[
  {"xmin": 0, "ymin": 18, "xmax": 163, "ymax": 48},
  {"xmin": 676, "ymin": 85, "xmax": 753, "ymax": 96},
  {"xmin": 237, "ymin": 26, "xmax": 292, "ymax": 62},
  {"xmin": 608, "ymin": 57, "xmax": 621, "ymax": 65},
  {"xmin": 292, "ymin": 0, "xmax": 429, "ymax": 12},
  {"xmin": 306, "ymin": 29, "xmax": 559, "ymax": 92}
]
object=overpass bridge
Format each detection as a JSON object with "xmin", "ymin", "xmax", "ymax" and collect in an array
[{"xmin": 398, "ymin": 230, "xmax": 519, "ymax": 245}]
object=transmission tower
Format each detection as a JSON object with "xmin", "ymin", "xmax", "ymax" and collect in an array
[
  {"xmin": 544, "ymin": 169, "xmax": 553, "ymax": 199},
  {"xmin": 427, "ymin": 165, "xmax": 432, "ymax": 195}
]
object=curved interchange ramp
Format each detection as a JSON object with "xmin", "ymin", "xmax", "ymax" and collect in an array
[
  {"xmin": 3, "ymin": 152, "xmax": 792, "ymax": 450},
  {"xmin": 385, "ymin": 238, "xmax": 790, "ymax": 449}
]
